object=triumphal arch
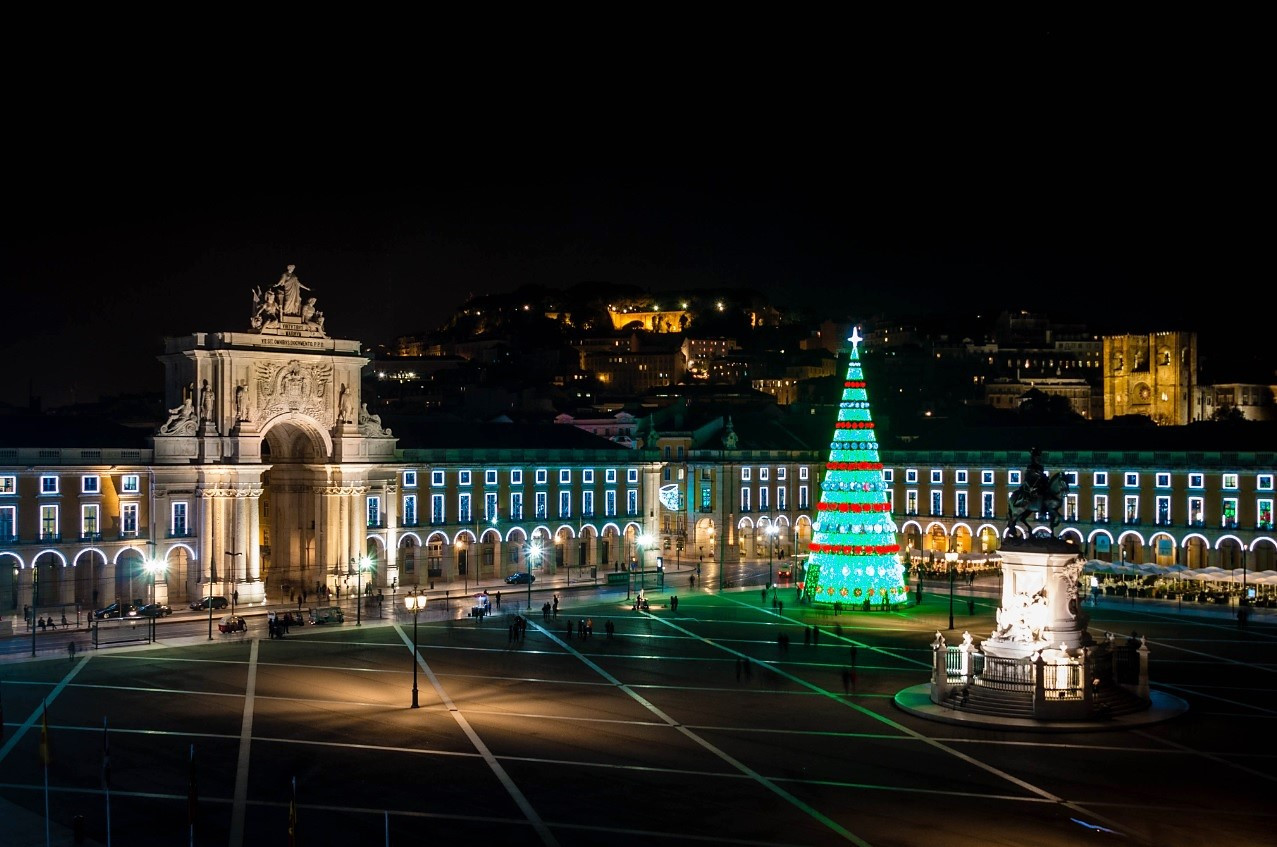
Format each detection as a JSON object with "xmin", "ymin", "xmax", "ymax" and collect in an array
[{"xmin": 152, "ymin": 265, "xmax": 398, "ymax": 606}]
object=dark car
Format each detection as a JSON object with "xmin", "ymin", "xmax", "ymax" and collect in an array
[
  {"xmin": 505, "ymin": 572, "xmax": 535, "ymax": 584},
  {"xmin": 189, "ymin": 596, "xmax": 229, "ymax": 611},
  {"xmin": 93, "ymin": 603, "xmax": 137, "ymax": 619},
  {"xmin": 136, "ymin": 603, "xmax": 172, "ymax": 617}
]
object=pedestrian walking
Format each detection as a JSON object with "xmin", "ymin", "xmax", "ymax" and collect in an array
[
  {"xmin": 67, "ymin": 640, "xmax": 77, "ymax": 661},
  {"xmin": 496, "ymin": 591, "xmax": 502, "ymax": 609},
  {"xmin": 567, "ymin": 619, "xmax": 575, "ymax": 639},
  {"xmin": 761, "ymin": 588, "xmax": 768, "ymax": 603},
  {"xmin": 553, "ymin": 594, "xmax": 559, "ymax": 618},
  {"xmin": 605, "ymin": 619, "xmax": 615, "ymax": 639},
  {"xmin": 778, "ymin": 600, "xmax": 783, "ymax": 614},
  {"xmin": 579, "ymin": 618, "xmax": 587, "ymax": 639},
  {"xmin": 671, "ymin": 595, "xmax": 679, "ymax": 613}
]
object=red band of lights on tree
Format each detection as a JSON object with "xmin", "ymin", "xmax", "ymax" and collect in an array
[{"xmin": 801, "ymin": 328, "xmax": 907, "ymax": 607}]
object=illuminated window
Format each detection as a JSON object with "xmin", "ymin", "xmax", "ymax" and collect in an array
[
  {"xmin": 883, "ymin": 469, "xmax": 894, "ymax": 483},
  {"xmin": 82, "ymin": 475, "xmax": 100, "ymax": 494},
  {"xmin": 485, "ymin": 470, "xmax": 498, "ymax": 486},
  {"xmin": 0, "ymin": 475, "xmax": 15, "ymax": 494},
  {"xmin": 1124, "ymin": 473, "xmax": 1139, "ymax": 488},
  {"xmin": 171, "ymin": 502, "xmax": 186, "ymax": 536},
  {"xmin": 1188, "ymin": 496, "xmax": 1204, "ymax": 526},
  {"xmin": 403, "ymin": 495, "xmax": 417, "ymax": 525},
  {"xmin": 84, "ymin": 504, "xmax": 101, "ymax": 538},
  {"xmin": 741, "ymin": 467, "xmax": 751, "ymax": 481},
  {"xmin": 1258, "ymin": 474, "xmax": 1274, "ymax": 491},
  {"xmin": 1222, "ymin": 474, "xmax": 1239, "ymax": 490},
  {"xmin": 42, "ymin": 505, "xmax": 59, "ymax": 539},
  {"xmin": 1009, "ymin": 470, "xmax": 1022, "ymax": 486},
  {"xmin": 536, "ymin": 491, "xmax": 548, "ymax": 519},
  {"xmin": 403, "ymin": 470, "xmax": 417, "ymax": 488},
  {"xmin": 930, "ymin": 469, "xmax": 943, "ymax": 484},
  {"xmin": 122, "ymin": 475, "xmax": 139, "ymax": 493},
  {"xmin": 0, "ymin": 505, "xmax": 15, "ymax": 539},
  {"xmin": 955, "ymin": 470, "xmax": 968, "ymax": 485},
  {"xmin": 510, "ymin": 492, "xmax": 524, "ymax": 520},
  {"xmin": 560, "ymin": 469, "xmax": 571, "ymax": 484},
  {"xmin": 906, "ymin": 490, "xmax": 918, "ymax": 515},
  {"xmin": 583, "ymin": 469, "xmax": 595, "ymax": 484},
  {"xmin": 1094, "ymin": 472, "xmax": 1108, "ymax": 487},
  {"xmin": 458, "ymin": 493, "xmax": 472, "ymax": 523},
  {"xmin": 1156, "ymin": 496, "xmax": 1170, "ymax": 525},
  {"xmin": 1188, "ymin": 473, "xmax": 1203, "ymax": 488},
  {"xmin": 1155, "ymin": 473, "xmax": 1171, "ymax": 488},
  {"xmin": 431, "ymin": 494, "xmax": 445, "ymax": 523},
  {"xmin": 799, "ymin": 466, "xmax": 809, "ymax": 480},
  {"xmin": 536, "ymin": 469, "xmax": 548, "ymax": 485},
  {"xmin": 981, "ymin": 492, "xmax": 995, "ymax": 518},
  {"xmin": 981, "ymin": 470, "xmax": 995, "ymax": 485},
  {"xmin": 459, "ymin": 470, "xmax": 472, "ymax": 486},
  {"xmin": 905, "ymin": 468, "xmax": 918, "ymax": 484},
  {"xmin": 41, "ymin": 476, "xmax": 59, "ymax": 495},
  {"xmin": 367, "ymin": 497, "xmax": 381, "ymax": 527},
  {"xmin": 1124, "ymin": 495, "xmax": 1138, "ymax": 523},
  {"xmin": 432, "ymin": 470, "xmax": 445, "ymax": 486},
  {"xmin": 511, "ymin": 469, "xmax": 523, "ymax": 485},
  {"xmin": 777, "ymin": 467, "xmax": 787, "ymax": 480},
  {"xmin": 606, "ymin": 468, "xmax": 617, "ymax": 484},
  {"xmin": 1221, "ymin": 498, "xmax": 1238, "ymax": 527},
  {"xmin": 1093, "ymin": 495, "xmax": 1108, "ymax": 523},
  {"xmin": 121, "ymin": 503, "xmax": 138, "ymax": 536}
]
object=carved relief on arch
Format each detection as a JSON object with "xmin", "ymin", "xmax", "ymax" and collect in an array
[{"xmin": 255, "ymin": 359, "xmax": 334, "ymax": 425}]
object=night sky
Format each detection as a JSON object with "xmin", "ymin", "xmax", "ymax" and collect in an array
[{"xmin": 2, "ymin": 27, "xmax": 1262, "ymax": 409}]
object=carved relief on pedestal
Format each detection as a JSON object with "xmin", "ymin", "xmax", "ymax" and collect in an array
[{"xmin": 255, "ymin": 359, "xmax": 334, "ymax": 425}]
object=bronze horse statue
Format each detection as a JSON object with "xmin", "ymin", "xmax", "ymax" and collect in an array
[{"xmin": 1006, "ymin": 471, "xmax": 1069, "ymax": 537}]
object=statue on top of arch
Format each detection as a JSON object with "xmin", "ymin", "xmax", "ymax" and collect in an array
[{"xmin": 251, "ymin": 264, "xmax": 326, "ymax": 335}]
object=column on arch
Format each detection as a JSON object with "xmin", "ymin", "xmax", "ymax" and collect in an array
[
  {"xmin": 198, "ymin": 488, "xmax": 214, "ymax": 584},
  {"xmin": 248, "ymin": 487, "xmax": 262, "ymax": 581}
]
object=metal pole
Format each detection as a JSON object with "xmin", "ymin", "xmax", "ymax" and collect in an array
[
  {"xmin": 356, "ymin": 560, "xmax": 362, "ymax": 626},
  {"xmin": 948, "ymin": 563, "xmax": 955, "ymax": 630},
  {"xmin": 207, "ymin": 577, "xmax": 214, "ymax": 640},
  {"xmin": 527, "ymin": 549, "xmax": 533, "ymax": 611},
  {"xmin": 410, "ymin": 601, "xmax": 420, "ymax": 709}
]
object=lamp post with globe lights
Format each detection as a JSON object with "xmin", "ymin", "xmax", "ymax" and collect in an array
[{"xmin": 404, "ymin": 591, "xmax": 426, "ymax": 708}]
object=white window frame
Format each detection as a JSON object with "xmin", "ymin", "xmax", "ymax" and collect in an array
[
  {"xmin": 83, "ymin": 503, "xmax": 100, "ymax": 537},
  {"xmin": 1124, "ymin": 495, "xmax": 1139, "ymax": 523},
  {"xmin": 41, "ymin": 475, "xmax": 59, "ymax": 495},
  {"xmin": 431, "ymin": 494, "xmax": 445, "ymax": 523},
  {"xmin": 458, "ymin": 493, "xmax": 472, "ymax": 523},
  {"xmin": 459, "ymin": 470, "xmax": 472, "ymax": 486},
  {"xmin": 510, "ymin": 492, "xmax": 524, "ymax": 520},
  {"xmin": 536, "ymin": 469, "xmax": 548, "ymax": 485},
  {"xmin": 1155, "ymin": 473, "xmax": 1171, "ymax": 488},
  {"xmin": 1124, "ymin": 472, "xmax": 1139, "ymax": 488},
  {"xmin": 485, "ymin": 469, "xmax": 498, "ymax": 486},
  {"xmin": 740, "ymin": 488, "xmax": 751, "ymax": 511},
  {"xmin": 367, "ymin": 496, "xmax": 381, "ymax": 527},
  {"xmin": 170, "ymin": 502, "xmax": 187, "ymax": 536},
  {"xmin": 741, "ymin": 467, "xmax": 751, "ymax": 481},
  {"xmin": 560, "ymin": 469, "xmax": 572, "ymax": 484},
  {"xmin": 1, "ymin": 504, "xmax": 17, "ymax": 538},
  {"xmin": 403, "ymin": 494, "xmax": 417, "ymax": 525},
  {"xmin": 120, "ymin": 502, "xmax": 138, "ymax": 536},
  {"xmin": 1222, "ymin": 474, "xmax": 1239, "ymax": 490},
  {"xmin": 955, "ymin": 469, "xmax": 968, "ymax": 485},
  {"xmin": 1094, "ymin": 472, "xmax": 1108, "ymax": 487},
  {"xmin": 432, "ymin": 470, "xmax": 445, "ymax": 486},
  {"xmin": 606, "ymin": 468, "xmax": 617, "ymax": 484},
  {"xmin": 777, "ymin": 467, "xmax": 787, "ymax": 480},
  {"xmin": 627, "ymin": 468, "xmax": 639, "ymax": 484},
  {"xmin": 1008, "ymin": 470, "xmax": 1022, "ymax": 486},
  {"xmin": 883, "ymin": 469, "xmax": 894, "ymax": 483},
  {"xmin": 759, "ymin": 468, "xmax": 769, "ymax": 481},
  {"xmin": 1188, "ymin": 473, "xmax": 1204, "ymax": 488},
  {"xmin": 1155, "ymin": 495, "xmax": 1171, "ymax": 525},
  {"xmin": 82, "ymin": 475, "xmax": 100, "ymax": 494},
  {"xmin": 981, "ymin": 470, "xmax": 995, "ymax": 485},
  {"xmin": 799, "ymin": 466, "xmax": 809, "ymax": 480},
  {"xmin": 41, "ymin": 504, "xmax": 59, "ymax": 539},
  {"xmin": 1188, "ymin": 496, "xmax": 1204, "ymax": 525},
  {"xmin": 0, "ymin": 475, "xmax": 15, "ymax": 494},
  {"xmin": 122, "ymin": 474, "xmax": 139, "ymax": 494},
  {"xmin": 930, "ymin": 469, "xmax": 943, "ymax": 484},
  {"xmin": 1222, "ymin": 497, "xmax": 1239, "ymax": 527},
  {"xmin": 1257, "ymin": 474, "xmax": 1274, "ymax": 491},
  {"xmin": 905, "ymin": 468, "xmax": 918, "ymax": 484},
  {"xmin": 583, "ymin": 469, "xmax": 595, "ymax": 484},
  {"xmin": 1093, "ymin": 495, "xmax": 1108, "ymax": 522},
  {"xmin": 511, "ymin": 469, "xmax": 523, "ymax": 485},
  {"xmin": 403, "ymin": 470, "xmax": 417, "ymax": 488},
  {"xmin": 582, "ymin": 490, "xmax": 594, "ymax": 516}
]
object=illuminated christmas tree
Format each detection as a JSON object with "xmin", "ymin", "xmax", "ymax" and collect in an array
[{"xmin": 801, "ymin": 327, "xmax": 906, "ymax": 608}]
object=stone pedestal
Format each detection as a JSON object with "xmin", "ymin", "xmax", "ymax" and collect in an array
[{"xmin": 983, "ymin": 537, "xmax": 1090, "ymax": 659}]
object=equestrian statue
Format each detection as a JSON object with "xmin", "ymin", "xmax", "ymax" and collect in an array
[{"xmin": 1005, "ymin": 447, "xmax": 1070, "ymax": 538}]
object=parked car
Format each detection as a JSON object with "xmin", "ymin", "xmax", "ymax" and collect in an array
[
  {"xmin": 505, "ymin": 572, "xmax": 535, "ymax": 584},
  {"xmin": 217, "ymin": 614, "xmax": 247, "ymax": 633},
  {"xmin": 308, "ymin": 606, "xmax": 344, "ymax": 625},
  {"xmin": 93, "ymin": 603, "xmax": 138, "ymax": 619},
  {"xmin": 777, "ymin": 568, "xmax": 792, "ymax": 581},
  {"xmin": 189, "ymin": 596, "xmax": 229, "ymax": 611},
  {"xmin": 136, "ymin": 603, "xmax": 173, "ymax": 617}
]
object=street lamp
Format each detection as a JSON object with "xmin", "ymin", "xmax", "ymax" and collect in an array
[
  {"xmin": 526, "ymin": 540, "xmax": 541, "ymax": 610},
  {"xmin": 354, "ymin": 555, "xmax": 371, "ymax": 626},
  {"xmin": 765, "ymin": 524, "xmax": 778, "ymax": 595},
  {"xmin": 403, "ymin": 592, "xmax": 425, "ymax": 708},
  {"xmin": 945, "ymin": 550, "xmax": 958, "ymax": 630},
  {"xmin": 145, "ymin": 559, "xmax": 166, "ymax": 643},
  {"xmin": 707, "ymin": 526, "xmax": 718, "ymax": 589},
  {"xmin": 637, "ymin": 533, "xmax": 653, "ymax": 594},
  {"xmin": 218, "ymin": 552, "xmax": 241, "ymax": 639},
  {"xmin": 456, "ymin": 538, "xmax": 468, "ymax": 593}
]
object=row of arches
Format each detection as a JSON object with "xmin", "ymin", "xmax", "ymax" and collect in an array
[
  {"xmin": 900, "ymin": 521, "xmax": 1277, "ymax": 571},
  {"xmin": 2, "ymin": 543, "xmax": 197, "ymax": 615}
]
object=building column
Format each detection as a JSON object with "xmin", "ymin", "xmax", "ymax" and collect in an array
[
  {"xmin": 199, "ymin": 490, "xmax": 214, "ymax": 584},
  {"xmin": 248, "ymin": 489, "xmax": 262, "ymax": 581}
]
